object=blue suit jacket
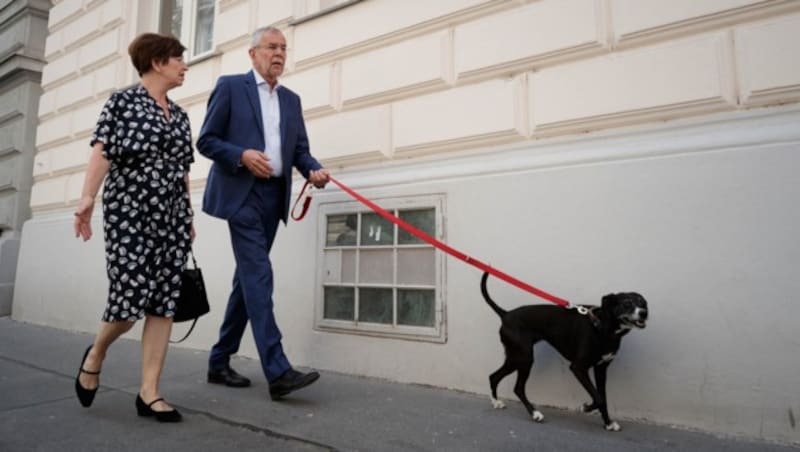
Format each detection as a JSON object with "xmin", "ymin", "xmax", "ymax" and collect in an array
[{"xmin": 197, "ymin": 71, "xmax": 322, "ymax": 222}]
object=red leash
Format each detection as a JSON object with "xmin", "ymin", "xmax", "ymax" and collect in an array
[{"xmin": 292, "ymin": 177, "xmax": 572, "ymax": 308}]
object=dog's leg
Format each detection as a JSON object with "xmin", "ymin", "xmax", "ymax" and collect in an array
[
  {"xmin": 569, "ymin": 362, "xmax": 618, "ymax": 431},
  {"xmin": 489, "ymin": 327, "xmax": 521, "ymax": 410},
  {"xmin": 591, "ymin": 364, "xmax": 620, "ymax": 431},
  {"xmin": 581, "ymin": 364, "xmax": 608, "ymax": 414},
  {"xmin": 582, "ymin": 363, "xmax": 607, "ymax": 414},
  {"xmin": 489, "ymin": 361, "xmax": 514, "ymax": 409},
  {"xmin": 512, "ymin": 353, "xmax": 544, "ymax": 422}
]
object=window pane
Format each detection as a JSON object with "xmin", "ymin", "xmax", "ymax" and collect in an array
[
  {"xmin": 327, "ymin": 214, "xmax": 357, "ymax": 246},
  {"xmin": 397, "ymin": 248, "xmax": 435, "ymax": 285},
  {"xmin": 398, "ymin": 209, "xmax": 435, "ymax": 245},
  {"xmin": 361, "ymin": 213, "xmax": 393, "ymax": 246},
  {"xmin": 323, "ymin": 250, "xmax": 341, "ymax": 283},
  {"xmin": 358, "ymin": 288, "xmax": 392, "ymax": 324},
  {"xmin": 397, "ymin": 289, "xmax": 435, "ymax": 327},
  {"xmin": 358, "ymin": 249, "xmax": 392, "ymax": 284},
  {"xmin": 162, "ymin": 0, "xmax": 183, "ymax": 38},
  {"xmin": 194, "ymin": 0, "xmax": 215, "ymax": 54},
  {"xmin": 341, "ymin": 250, "xmax": 355, "ymax": 283},
  {"xmin": 324, "ymin": 287, "xmax": 354, "ymax": 320}
]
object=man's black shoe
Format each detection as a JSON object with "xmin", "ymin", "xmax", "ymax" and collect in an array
[
  {"xmin": 207, "ymin": 365, "xmax": 251, "ymax": 387},
  {"xmin": 269, "ymin": 368, "xmax": 320, "ymax": 400}
]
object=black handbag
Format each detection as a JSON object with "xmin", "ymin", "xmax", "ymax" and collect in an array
[{"xmin": 171, "ymin": 251, "xmax": 210, "ymax": 343}]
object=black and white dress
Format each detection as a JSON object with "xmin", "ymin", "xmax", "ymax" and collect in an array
[{"xmin": 91, "ymin": 85, "xmax": 194, "ymax": 321}]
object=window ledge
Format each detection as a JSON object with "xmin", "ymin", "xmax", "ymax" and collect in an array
[
  {"xmin": 289, "ymin": 0, "xmax": 362, "ymax": 26},
  {"xmin": 315, "ymin": 323, "xmax": 446, "ymax": 344},
  {"xmin": 187, "ymin": 49, "xmax": 221, "ymax": 66}
]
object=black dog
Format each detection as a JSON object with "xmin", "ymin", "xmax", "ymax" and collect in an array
[{"xmin": 481, "ymin": 272, "xmax": 648, "ymax": 431}]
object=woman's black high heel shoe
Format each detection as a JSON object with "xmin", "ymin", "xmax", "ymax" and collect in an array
[
  {"xmin": 75, "ymin": 345, "xmax": 100, "ymax": 407},
  {"xmin": 136, "ymin": 394, "xmax": 182, "ymax": 422}
]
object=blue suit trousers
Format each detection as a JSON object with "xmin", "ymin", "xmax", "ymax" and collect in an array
[{"xmin": 208, "ymin": 177, "xmax": 290, "ymax": 381}]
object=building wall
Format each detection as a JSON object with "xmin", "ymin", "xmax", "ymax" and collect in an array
[
  {"xmin": 0, "ymin": 0, "xmax": 50, "ymax": 315},
  {"xmin": 12, "ymin": 0, "xmax": 800, "ymax": 443}
]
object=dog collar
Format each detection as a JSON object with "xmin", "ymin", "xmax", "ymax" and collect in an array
[
  {"xmin": 574, "ymin": 305, "xmax": 603, "ymax": 330},
  {"xmin": 586, "ymin": 307, "xmax": 603, "ymax": 330}
]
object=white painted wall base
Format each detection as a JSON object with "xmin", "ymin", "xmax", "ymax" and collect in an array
[{"xmin": 13, "ymin": 105, "xmax": 800, "ymax": 444}]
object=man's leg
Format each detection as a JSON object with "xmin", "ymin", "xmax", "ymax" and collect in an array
[
  {"xmin": 208, "ymin": 271, "xmax": 248, "ymax": 370},
  {"xmin": 226, "ymin": 180, "xmax": 290, "ymax": 381}
]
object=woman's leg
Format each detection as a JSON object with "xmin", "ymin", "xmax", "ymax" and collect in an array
[
  {"xmin": 139, "ymin": 314, "xmax": 174, "ymax": 411},
  {"xmin": 79, "ymin": 320, "xmax": 136, "ymax": 390}
]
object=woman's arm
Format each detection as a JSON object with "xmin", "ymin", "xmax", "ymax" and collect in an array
[
  {"xmin": 185, "ymin": 173, "xmax": 195, "ymax": 242},
  {"xmin": 73, "ymin": 142, "xmax": 110, "ymax": 241}
]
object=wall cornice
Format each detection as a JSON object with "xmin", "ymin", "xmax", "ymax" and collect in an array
[
  {"xmin": 35, "ymin": 105, "xmax": 800, "ymax": 218},
  {"xmin": 0, "ymin": 0, "xmax": 50, "ymax": 26},
  {"xmin": 293, "ymin": 1, "xmax": 518, "ymax": 72},
  {"xmin": 0, "ymin": 64, "xmax": 42, "ymax": 88},
  {"xmin": 318, "ymin": 103, "xmax": 800, "ymax": 193},
  {"xmin": 613, "ymin": 0, "xmax": 800, "ymax": 50}
]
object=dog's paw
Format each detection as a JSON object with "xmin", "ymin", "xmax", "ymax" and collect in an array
[
  {"xmin": 582, "ymin": 402, "xmax": 598, "ymax": 413},
  {"xmin": 490, "ymin": 397, "xmax": 506, "ymax": 409},
  {"xmin": 604, "ymin": 421, "xmax": 621, "ymax": 432},
  {"xmin": 531, "ymin": 411, "xmax": 545, "ymax": 423}
]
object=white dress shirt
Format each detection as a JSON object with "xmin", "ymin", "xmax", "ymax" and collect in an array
[{"xmin": 253, "ymin": 70, "xmax": 283, "ymax": 176}]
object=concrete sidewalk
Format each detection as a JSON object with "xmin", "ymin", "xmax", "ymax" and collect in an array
[{"xmin": 0, "ymin": 317, "xmax": 794, "ymax": 452}]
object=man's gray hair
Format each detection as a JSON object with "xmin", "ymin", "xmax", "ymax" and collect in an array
[{"xmin": 251, "ymin": 26, "xmax": 283, "ymax": 48}]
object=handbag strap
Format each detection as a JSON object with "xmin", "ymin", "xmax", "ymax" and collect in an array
[
  {"xmin": 170, "ymin": 317, "xmax": 198, "ymax": 344},
  {"xmin": 171, "ymin": 250, "xmax": 201, "ymax": 343}
]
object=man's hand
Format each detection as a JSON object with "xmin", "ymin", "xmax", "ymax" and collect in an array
[
  {"xmin": 309, "ymin": 169, "xmax": 330, "ymax": 188},
  {"xmin": 241, "ymin": 149, "xmax": 273, "ymax": 178}
]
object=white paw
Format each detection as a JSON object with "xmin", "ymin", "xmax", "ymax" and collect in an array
[
  {"xmin": 604, "ymin": 421, "xmax": 621, "ymax": 431},
  {"xmin": 531, "ymin": 411, "xmax": 544, "ymax": 422},
  {"xmin": 490, "ymin": 397, "xmax": 506, "ymax": 409}
]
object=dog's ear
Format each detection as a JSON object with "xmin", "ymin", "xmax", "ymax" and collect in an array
[{"xmin": 601, "ymin": 294, "xmax": 617, "ymax": 311}]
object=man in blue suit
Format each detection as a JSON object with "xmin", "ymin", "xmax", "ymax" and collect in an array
[{"xmin": 198, "ymin": 26, "xmax": 329, "ymax": 399}]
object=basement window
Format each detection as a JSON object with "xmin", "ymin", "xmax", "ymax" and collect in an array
[{"xmin": 316, "ymin": 195, "xmax": 445, "ymax": 342}]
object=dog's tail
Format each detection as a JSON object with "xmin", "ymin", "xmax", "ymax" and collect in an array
[{"xmin": 480, "ymin": 272, "xmax": 507, "ymax": 317}]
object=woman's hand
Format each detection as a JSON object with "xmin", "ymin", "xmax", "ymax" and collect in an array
[
  {"xmin": 191, "ymin": 223, "xmax": 196, "ymax": 243},
  {"xmin": 74, "ymin": 143, "xmax": 109, "ymax": 242},
  {"xmin": 74, "ymin": 195, "xmax": 95, "ymax": 241}
]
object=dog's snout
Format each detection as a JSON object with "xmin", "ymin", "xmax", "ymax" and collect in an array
[{"xmin": 639, "ymin": 308, "xmax": 648, "ymax": 320}]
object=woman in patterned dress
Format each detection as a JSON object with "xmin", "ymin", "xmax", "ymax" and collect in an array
[{"xmin": 73, "ymin": 33, "xmax": 193, "ymax": 422}]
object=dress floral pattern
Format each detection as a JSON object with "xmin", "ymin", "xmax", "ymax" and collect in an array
[{"xmin": 91, "ymin": 85, "xmax": 194, "ymax": 321}]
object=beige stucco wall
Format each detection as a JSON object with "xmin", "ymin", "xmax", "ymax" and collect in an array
[{"xmin": 13, "ymin": 0, "xmax": 800, "ymax": 444}]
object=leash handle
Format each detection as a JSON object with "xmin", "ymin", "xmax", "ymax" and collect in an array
[
  {"xmin": 291, "ymin": 180, "xmax": 313, "ymax": 221},
  {"xmin": 291, "ymin": 175, "xmax": 571, "ymax": 308}
]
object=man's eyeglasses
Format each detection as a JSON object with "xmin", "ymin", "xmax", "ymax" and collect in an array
[{"xmin": 254, "ymin": 44, "xmax": 288, "ymax": 53}]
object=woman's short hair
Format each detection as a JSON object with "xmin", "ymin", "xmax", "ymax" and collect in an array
[{"xmin": 128, "ymin": 33, "xmax": 186, "ymax": 76}]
